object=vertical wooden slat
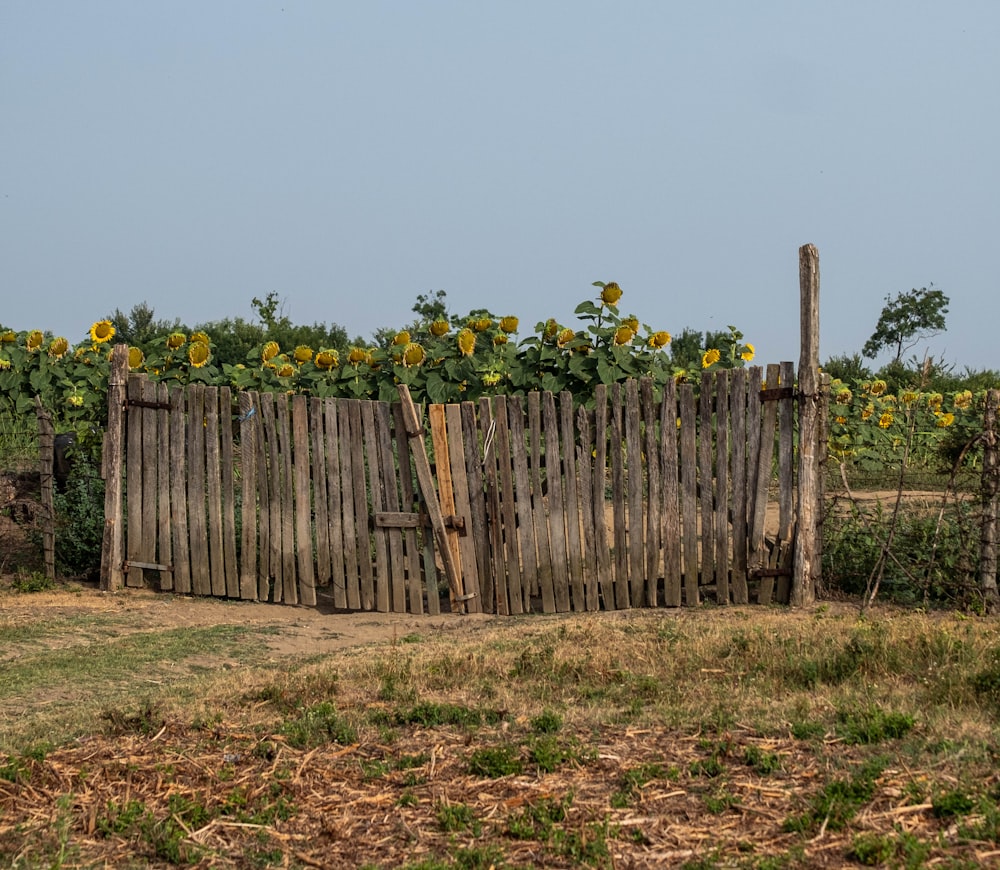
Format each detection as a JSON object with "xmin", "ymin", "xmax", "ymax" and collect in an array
[
  {"xmin": 204, "ymin": 387, "xmax": 226, "ymax": 597},
  {"xmin": 592, "ymin": 385, "xmax": 614, "ymax": 610},
  {"xmin": 576, "ymin": 404, "xmax": 600, "ymax": 611},
  {"xmin": 543, "ymin": 391, "xmax": 571, "ymax": 612},
  {"xmin": 527, "ymin": 392, "xmax": 555, "ymax": 612},
  {"xmin": 752, "ymin": 364, "xmax": 781, "ymax": 604},
  {"xmin": 729, "ymin": 369, "xmax": 749, "ymax": 604},
  {"xmin": 379, "ymin": 401, "xmax": 408, "ymax": 612},
  {"xmin": 220, "ymin": 387, "xmax": 239, "ymax": 599},
  {"xmin": 775, "ymin": 360, "xmax": 797, "ymax": 603},
  {"xmin": 609, "ymin": 384, "xmax": 629, "ymax": 609},
  {"xmin": 253, "ymin": 391, "xmax": 272, "ymax": 601},
  {"xmin": 275, "ymin": 393, "xmax": 297, "ymax": 605},
  {"xmin": 446, "ymin": 403, "xmax": 482, "ymax": 613},
  {"xmin": 125, "ymin": 375, "xmax": 145, "ymax": 588},
  {"xmin": 238, "ymin": 392, "xmax": 259, "ymax": 600},
  {"xmin": 338, "ymin": 400, "xmax": 362, "ymax": 610},
  {"xmin": 660, "ymin": 379, "xmax": 682, "ymax": 606},
  {"xmin": 139, "ymin": 378, "xmax": 158, "ymax": 588},
  {"xmin": 624, "ymin": 380, "xmax": 645, "ymax": 607},
  {"xmin": 493, "ymin": 396, "xmax": 523, "ymax": 614},
  {"xmin": 394, "ymin": 402, "xmax": 425, "ymax": 614},
  {"xmin": 641, "ymin": 379, "xmax": 661, "ymax": 608},
  {"xmin": 187, "ymin": 384, "xmax": 210, "ymax": 596},
  {"xmin": 311, "ymin": 398, "xmax": 331, "ymax": 589},
  {"xmin": 168, "ymin": 387, "xmax": 191, "ymax": 595},
  {"xmin": 506, "ymin": 397, "xmax": 538, "ymax": 612},
  {"xmin": 325, "ymin": 400, "xmax": 347, "ymax": 609},
  {"xmin": 714, "ymin": 370, "xmax": 730, "ymax": 604},
  {"xmin": 461, "ymin": 402, "xmax": 489, "ymax": 613},
  {"xmin": 698, "ymin": 372, "xmax": 715, "ymax": 595},
  {"xmin": 292, "ymin": 395, "xmax": 316, "ymax": 606},
  {"xmin": 259, "ymin": 393, "xmax": 280, "ymax": 600},
  {"xmin": 428, "ymin": 404, "xmax": 464, "ymax": 612},
  {"xmin": 156, "ymin": 382, "xmax": 173, "ymax": 592},
  {"xmin": 100, "ymin": 345, "xmax": 128, "ymax": 592},
  {"xmin": 679, "ymin": 383, "xmax": 699, "ymax": 605},
  {"xmin": 360, "ymin": 401, "xmax": 382, "ymax": 611},
  {"xmin": 560, "ymin": 392, "xmax": 585, "ymax": 612}
]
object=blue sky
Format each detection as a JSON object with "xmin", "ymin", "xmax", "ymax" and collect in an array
[{"xmin": 2, "ymin": 1, "xmax": 998, "ymax": 370}]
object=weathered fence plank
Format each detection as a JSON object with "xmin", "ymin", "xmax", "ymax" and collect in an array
[
  {"xmin": 239, "ymin": 392, "xmax": 258, "ymax": 600},
  {"xmin": 187, "ymin": 385, "xmax": 210, "ymax": 596},
  {"xmin": 679, "ymin": 383, "xmax": 698, "ymax": 606},
  {"xmin": 507, "ymin": 397, "xmax": 539, "ymax": 613},
  {"xmin": 715, "ymin": 370, "xmax": 730, "ymax": 604},
  {"xmin": 660, "ymin": 378, "xmax": 682, "ymax": 607},
  {"xmin": 624, "ymin": 380, "xmax": 644, "ymax": 608},
  {"xmin": 446, "ymin": 402, "xmax": 482, "ymax": 613},
  {"xmin": 543, "ymin": 391, "xmax": 571, "ymax": 612},
  {"xmin": 561, "ymin": 391, "xmax": 585, "ymax": 612},
  {"xmin": 609, "ymin": 384, "xmax": 629, "ymax": 609},
  {"xmin": 641, "ymin": 379, "xmax": 661, "ymax": 608},
  {"xmin": 527, "ymin": 392, "xmax": 555, "ymax": 611},
  {"xmin": 591, "ymin": 386, "xmax": 615, "ymax": 610},
  {"xmin": 698, "ymin": 372, "xmax": 715, "ymax": 594},
  {"xmin": 730, "ymin": 369, "xmax": 749, "ymax": 604},
  {"xmin": 292, "ymin": 395, "xmax": 316, "ymax": 606}
]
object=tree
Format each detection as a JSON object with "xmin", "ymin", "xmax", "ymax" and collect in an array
[
  {"xmin": 862, "ymin": 286, "xmax": 949, "ymax": 363},
  {"xmin": 106, "ymin": 302, "xmax": 185, "ymax": 346}
]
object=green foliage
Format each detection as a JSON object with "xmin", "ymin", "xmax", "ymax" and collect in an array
[
  {"xmin": 467, "ymin": 745, "xmax": 523, "ymax": 778},
  {"xmin": 783, "ymin": 758, "xmax": 886, "ymax": 832},
  {"xmin": 862, "ymin": 285, "xmax": 949, "ymax": 362},
  {"xmin": 279, "ymin": 701, "xmax": 356, "ymax": 749},
  {"xmin": 52, "ymin": 440, "xmax": 106, "ymax": 577},
  {"xmin": 11, "ymin": 568, "xmax": 53, "ymax": 593}
]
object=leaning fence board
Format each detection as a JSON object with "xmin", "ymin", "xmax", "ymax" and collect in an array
[
  {"xmin": 187, "ymin": 385, "xmax": 210, "ymax": 596},
  {"xmin": 679, "ymin": 383, "xmax": 699, "ymax": 605},
  {"xmin": 239, "ymin": 392, "xmax": 259, "ymax": 600},
  {"xmin": 492, "ymin": 396, "xmax": 523, "ymax": 614},
  {"xmin": 660, "ymin": 379, "xmax": 682, "ymax": 606},
  {"xmin": 591, "ymin": 386, "xmax": 615, "ymax": 610},
  {"xmin": 730, "ymin": 369, "xmax": 749, "ymax": 604},
  {"xmin": 560, "ymin": 392, "xmax": 585, "ymax": 612},
  {"xmin": 156, "ymin": 382, "xmax": 173, "ymax": 591},
  {"xmin": 527, "ymin": 392, "xmax": 555, "ymax": 612},
  {"xmin": 542, "ymin": 391, "xmax": 571, "ymax": 613},
  {"xmin": 338, "ymin": 399, "xmax": 362, "ymax": 610},
  {"xmin": 641, "ymin": 379, "xmax": 661, "ymax": 608},
  {"xmin": 446, "ymin": 402, "xmax": 482, "ymax": 613},
  {"xmin": 292, "ymin": 395, "xmax": 316, "ymax": 606},
  {"xmin": 429, "ymin": 404, "xmax": 463, "ymax": 611},
  {"xmin": 714, "ymin": 371, "xmax": 731, "ymax": 604},
  {"xmin": 624, "ymin": 380, "xmax": 645, "ymax": 608},
  {"xmin": 609, "ymin": 385, "xmax": 629, "ymax": 609},
  {"xmin": 204, "ymin": 388, "xmax": 226, "ymax": 597}
]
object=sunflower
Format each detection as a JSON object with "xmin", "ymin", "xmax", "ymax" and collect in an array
[
  {"xmin": 402, "ymin": 343, "xmax": 426, "ymax": 367},
  {"xmin": 90, "ymin": 320, "xmax": 115, "ymax": 343},
  {"xmin": 48, "ymin": 337, "xmax": 69, "ymax": 359},
  {"xmin": 869, "ymin": 380, "xmax": 887, "ymax": 397},
  {"xmin": 927, "ymin": 393, "xmax": 944, "ymax": 411},
  {"xmin": 189, "ymin": 331, "xmax": 210, "ymax": 346},
  {"xmin": 0, "ymin": 358, "xmax": 10, "ymax": 371},
  {"xmin": 954, "ymin": 390, "xmax": 974, "ymax": 410},
  {"xmin": 128, "ymin": 347, "xmax": 145, "ymax": 369},
  {"xmin": 482, "ymin": 371, "xmax": 501, "ymax": 387},
  {"xmin": 0, "ymin": 330, "xmax": 16, "ymax": 344},
  {"xmin": 741, "ymin": 343, "xmax": 755, "ymax": 362},
  {"xmin": 67, "ymin": 393, "xmax": 84, "ymax": 408},
  {"xmin": 314, "ymin": 349, "xmax": 338, "ymax": 370},
  {"xmin": 293, "ymin": 345, "xmax": 314, "ymax": 365},
  {"xmin": 878, "ymin": 412, "xmax": 893, "ymax": 429},
  {"xmin": 835, "ymin": 388, "xmax": 853, "ymax": 405},
  {"xmin": 648, "ymin": 331, "xmax": 671, "ymax": 349},
  {"xmin": 392, "ymin": 331, "xmax": 411, "ymax": 347},
  {"xmin": 166, "ymin": 332, "xmax": 186, "ymax": 350},
  {"xmin": 499, "ymin": 316, "xmax": 519, "ymax": 334},
  {"xmin": 543, "ymin": 319, "xmax": 559, "ymax": 340},
  {"xmin": 600, "ymin": 282, "xmax": 622, "ymax": 306},
  {"xmin": 188, "ymin": 342, "xmax": 211, "ymax": 368},
  {"xmin": 276, "ymin": 363, "xmax": 296, "ymax": 378},
  {"xmin": 26, "ymin": 330, "xmax": 44, "ymax": 351},
  {"xmin": 556, "ymin": 328, "xmax": 575, "ymax": 348},
  {"xmin": 457, "ymin": 328, "xmax": 476, "ymax": 356},
  {"xmin": 261, "ymin": 341, "xmax": 280, "ymax": 362},
  {"xmin": 901, "ymin": 391, "xmax": 919, "ymax": 405},
  {"xmin": 493, "ymin": 334, "xmax": 508, "ymax": 346},
  {"xmin": 702, "ymin": 348, "xmax": 721, "ymax": 368},
  {"xmin": 348, "ymin": 347, "xmax": 368, "ymax": 365},
  {"xmin": 622, "ymin": 316, "xmax": 639, "ymax": 334},
  {"xmin": 861, "ymin": 404, "xmax": 874, "ymax": 421},
  {"xmin": 936, "ymin": 412, "xmax": 955, "ymax": 428},
  {"xmin": 429, "ymin": 320, "xmax": 450, "ymax": 337},
  {"xmin": 472, "ymin": 317, "xmax": 493, "ymax": 333},
  {"xmin": 613, "ymin": 326, "xmax": 634, "ymax": 346}
]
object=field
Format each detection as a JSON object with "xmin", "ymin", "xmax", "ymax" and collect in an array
[{"xmin": 3, "ymin": 581, "xmax": 1000, "ymax": 868}]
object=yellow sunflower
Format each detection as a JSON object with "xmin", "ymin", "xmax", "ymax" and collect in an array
[
  {"xmin": 261, "ymin": 341, "xmax": 280, "ymax": 362},
  {"xmin": 878, "ymin": 412, "xmax": 893, "ymax": 429},
  {"xmin": 954, "ymin": 390, "xmax": 973, "ymax": 410},
  {"xmin": 741, "ymin": 343, "xmax": 755, "ymax": 362},
  {"xmin": 457, "ymin": 328, "xmax": 476, "ymax": 356},
  {"xmin": 189, "ymin": 331, "xmax": 210, "ymax": 346},
  {"xmin": 188, "ymin": 342, "xmax": 211, "ymax": 368},
  {"xmin": 293, "ymin": 345, "xmax": 314, "ymax": 365},
  {"xmin": 392, "ymin": 331, "xmax": 411, "ymax": 347},
  {"xmin": 314, "ymin": 349, "xmax": 339, "ymax": 370},
  {"xmin": 648, "ymin": 331, "xmax": 671, "ymax": 349},
  {"xmin": 276, "ymin": 363, "xmax": 296, "ymax": 378},
  {"xmin": 499, "ymin": 316, "xmax": 519, "ymax": 334},
  {"xmin": 348, "ymin": 346, "xmax": 368, "ymax": 365},
  {"xmin": 613, "ymin": 326, "xmax": 634, "ymax": 346},
  {"xmin": 166, "ymin": 332, "xmax": 186, "ymax": 350},
  {"xmin": 869, "ymin": 379, "xmax": 887, "ymax": 397},
  {"xmin": 402, "ymin": 343, "xmax": 426, "ymax": 367},
  {"xmin": 472, "ymin": 317, "xmax": 493, "ymax": 333},
  {"xmin": 128, "ymin": 347, "xmax": 145, "ymax": 369},
  {"xmin": 493, "ymin": 334, "xmax": 508, "ymax": 346},
  {"xmin": 936, "ymin": 412, "xmax": 955, "ymax": 428},
  {"xmin": 600, "ymin": 282, "xmax": 622, "ymax": 306},
  {"xmin": 429, "ymin": 320, "xmax": 450, "ymax": 337},
  {"xmin": 835, "ymin": 388, "xmax": 853, "ymax": 405},
  {"xmin": 48, "ymin": 337, "xmax": 69, "ymax": 359},
  {"xmin": 543, "ymin": 318, "xmax": 559, "ymax": 340},
  {"xmin": 26, "ymin": 330, "xmax": 44, "ymax": 351},
  {"xmin": 702, "ymin": 348, "xmax": 721, "ymax": 368},
  {"xmin": 0, "ymin": 330, "xmax": 16, "ymax": 344},
  {"xmin": 556, "ymin": 328, "xmax": 575, "ymax": 348},
  {"xmin": 90, "ymin": 320, "xmax": 115, "ymax": 343},
  {"xmin": 622, "ymin": 316, "xmax": 639, "ymax": 334}
]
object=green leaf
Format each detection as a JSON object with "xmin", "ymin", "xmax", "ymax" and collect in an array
[{"xmin": 426, "ymin": 372, "xmax": 451, "ymax": 405}]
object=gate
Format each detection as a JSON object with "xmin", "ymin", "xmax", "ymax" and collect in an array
[{"xmin": 100, "ymin": 348, "xmax": 804, "ymax": 612}]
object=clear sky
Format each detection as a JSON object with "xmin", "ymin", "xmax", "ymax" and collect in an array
[{"xmin": 2, "ymin": 1, "xmax": 998, "ymax": 370}]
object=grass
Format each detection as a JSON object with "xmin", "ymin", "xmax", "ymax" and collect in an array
[{"xmin": 4, "ymin": 596, "xmax": 1000, "ymax": 867}]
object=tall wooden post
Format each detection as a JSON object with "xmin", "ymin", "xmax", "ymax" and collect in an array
[
  {"xmin": 792, "ymin": 244, "xmax": 820, "ymax": 605},
  {"xmin": 100, "ymin": 344, "xmax": 128, "ymax": 591}
]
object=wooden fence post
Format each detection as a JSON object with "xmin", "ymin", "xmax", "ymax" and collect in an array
[
  {"xmin": 100, "ymin": 344, "xmax": 128, "ymax": 591},
  {"xmin": 792, "ymin": 244, "xmax": 820, "ymax": 606},
  {"xmin": 34, "ymin": 398, "xmax": 55, "ymax": 581},
  {"xmin": 981, "ymin": 389, "xmax": 1000, "ymax": 613}
]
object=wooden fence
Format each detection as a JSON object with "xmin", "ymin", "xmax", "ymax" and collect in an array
[{"xmin": 101, "ymin": 349, "xmax": 802, "ymax": 613}]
